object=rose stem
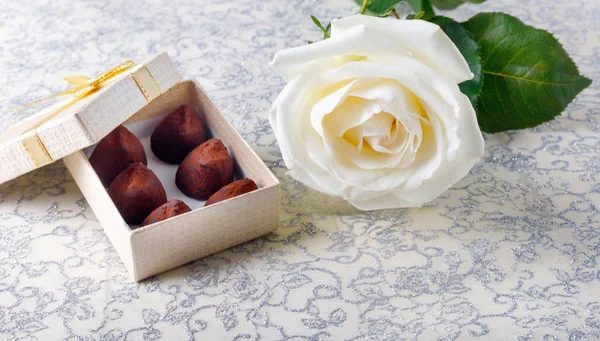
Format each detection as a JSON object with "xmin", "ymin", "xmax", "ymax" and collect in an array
[{"xmin": 360, "ymin": 0, "xmax": 368, "ymax": 14}]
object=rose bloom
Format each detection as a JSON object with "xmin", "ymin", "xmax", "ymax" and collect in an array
[{"xmin": 269, "ymin": 15, "xmax": 484, "ymax": 210}]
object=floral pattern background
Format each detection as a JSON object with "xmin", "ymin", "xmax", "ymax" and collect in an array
[{"xmin": 0, "ymin": 0, "xmax": 599, "ymax": 340}]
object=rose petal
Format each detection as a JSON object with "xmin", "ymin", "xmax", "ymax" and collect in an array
[
  {"xmin": 269, "ymin": 60, "xmax": 335, "ymax": 179},
  {"xmin": 308, "ymin": 60, "xmax": 460, "ymax": 191},
  {"xmin": 330, "ymin": 15, "xmax": 473, "ymax": 84},
  {"xmin": 270, "ymin": 24, "xmax": 412, "ymax": 81},
  {"xmin": 310, "ymin": 78, "xmax": 382, "ymax": 138},
  {"xmin": 322, "ymin": 60, "xmax": 461, "ymax": 162}
]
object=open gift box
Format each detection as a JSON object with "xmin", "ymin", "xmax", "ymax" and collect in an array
[{"xmin": 0, "ymin": 53, "xmax": 280, "ymax": 281}]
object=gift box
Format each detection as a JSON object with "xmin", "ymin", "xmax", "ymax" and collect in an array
[{"xmin": 0, "ymin": 53, "xmax": 280, "ymax": 281}]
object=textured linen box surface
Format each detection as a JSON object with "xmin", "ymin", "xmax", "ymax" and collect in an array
[{"xmin": 1, "ymin": 53, "xmax": 280, "ymax": 281}]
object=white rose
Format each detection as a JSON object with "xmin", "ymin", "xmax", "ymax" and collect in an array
[{"xmin": 269, "ymin": 15, "xmax": 485, "ymax": 210}]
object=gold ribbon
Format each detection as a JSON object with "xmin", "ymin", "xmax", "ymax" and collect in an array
[{"xmin": 12, "ymin": 60, "xmax": 136, "ymax": 167}]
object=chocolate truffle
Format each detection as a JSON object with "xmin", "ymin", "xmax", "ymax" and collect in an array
[
  {"xmin": 205, "ymin": 178, "xmax": 258, "ymax": 206},
  {"xmin": 89, "ymin": 125, "xmax": 147, "ymax": 187},
  {"xmin": 176, "ymin": 139, "xmax": 234, "ymax": 200},
  {"xmin": 140, "ymin": 199, "xmax": 192, "ymax": 227},
  {"xmin": 108, "ymin": 163, "xmax": 167, "ymax": 225},
  {"xmin": 151, "ymin": 104, "xmax": 208, "ymax": 164}
]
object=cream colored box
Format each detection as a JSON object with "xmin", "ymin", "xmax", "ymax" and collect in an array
[
  {"xmin": 63, "ymin": 80, "xmax": 280, "ymax": 281},
  {"xmin": 1, "ymin": 52, "xmax": 280, "ymax": 281}
]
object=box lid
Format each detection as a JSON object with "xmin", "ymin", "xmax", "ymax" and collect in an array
[{"xmin": 0, "ymin": 52, "xmax": 182, "ymax": 184}]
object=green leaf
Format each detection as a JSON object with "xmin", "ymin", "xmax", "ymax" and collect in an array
[
  {"xmin": 406, "ymin": 0, "xmax": 435, "ymax": 19},
  {"xmin": 362, "ymin": 8, "xmax": 397, "ymax": 17},
  {"xmin": 462, "ymin": 13, "xmax": 592, "ymax": 133},
  {"xmin": 368, "ymin": 0, "xmax": 404, "ymax": 14},
  {"xmin": 310, "ymin": 15, "xmax": 331, "ymax": 39},
  {"xmin": 429, "ymin": 16, "xmax": 482, "ymax": 107},
  {"xmin": 354, "ymin": 0, "xmax": 404, "ymax": 16},
  {"xmin": 310, "ymin": 15, "xmax": 330, "ymax": 39},
  {"xmin": 377, "ymin": 8, "xmax": 396, "ymax": 17},
  {"xmin": 413, "ymin": 11, "xmax": 425, "ymax": 20},
  {"xmin": 430, "ymin": 0, "xmax": 485, "ymax": 10}
]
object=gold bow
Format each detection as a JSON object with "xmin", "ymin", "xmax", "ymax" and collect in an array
[{"xmin": 13, "ymin": 60, "xmax": 136, "ymax": 167}]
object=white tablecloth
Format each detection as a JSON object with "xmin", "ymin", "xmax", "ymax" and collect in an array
[{"xmin": 0, "ymin": 0, "xmax": 599, "ymax": 339}]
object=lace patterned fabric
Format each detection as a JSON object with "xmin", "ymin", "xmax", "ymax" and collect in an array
[{"xmin": 0, "ymin": 0, "xmax": 598, "ymax": 339}]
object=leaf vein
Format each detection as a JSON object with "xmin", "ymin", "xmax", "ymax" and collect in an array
[
  {"xmin": 514, "ymin": 77, "xmax": 537, "ymax": 118},
  {"xmin": 493, "ymin": 74, "xmax": 510, "ymax": 127},
  {"xmin": 481, "ymin": 25, "xmax": 511, "ymax": 67},
  {"xmin": 498, "ymin": 40, "xmax": 539, "ymax": 74},
  {"xmin": 483, "ymin": 71, "xmax": 579, "ymax": 86}
]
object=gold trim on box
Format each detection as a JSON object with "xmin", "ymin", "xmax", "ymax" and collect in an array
[
  {"xmin": 13, "ymin": 60, "xmax": 136, "ymax": 167},
  {"xmin": 132, "ymin": 66, "xmax": 162, "ymax": 102},
  {"xmin": 11, "ymin": 60, "xmax": 162, "ymax": 168},
  {"xmin": 21, "ymin": 130, "xmax": 53, "ymax": 168}
]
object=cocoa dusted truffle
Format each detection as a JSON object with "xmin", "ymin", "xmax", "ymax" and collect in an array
[
  {"xmin": 140, "ymin": 199, "xmax": 192, "ymax": 227},
  {"xmin": 89, "ymin": 125, "xmax": 147, "ymax": 187},
  {"xmin": 205, "ymin": 178, "xmax": 258, "ymax": 206},
  {"xmin": 176, "ymin": 138, "xmax": 234, "ymax": 200},
  {"xmin": 151, "ymin": 104, "xmax": 208, "ymax": 164},
  {"xmin": 108, "ymin": 163, "xmax": 167, "ymax": 225}
]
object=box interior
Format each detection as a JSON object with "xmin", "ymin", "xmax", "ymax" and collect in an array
[{"xmin": 83, "ymin": 111, "xmax": 246, "ymax": 220}]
